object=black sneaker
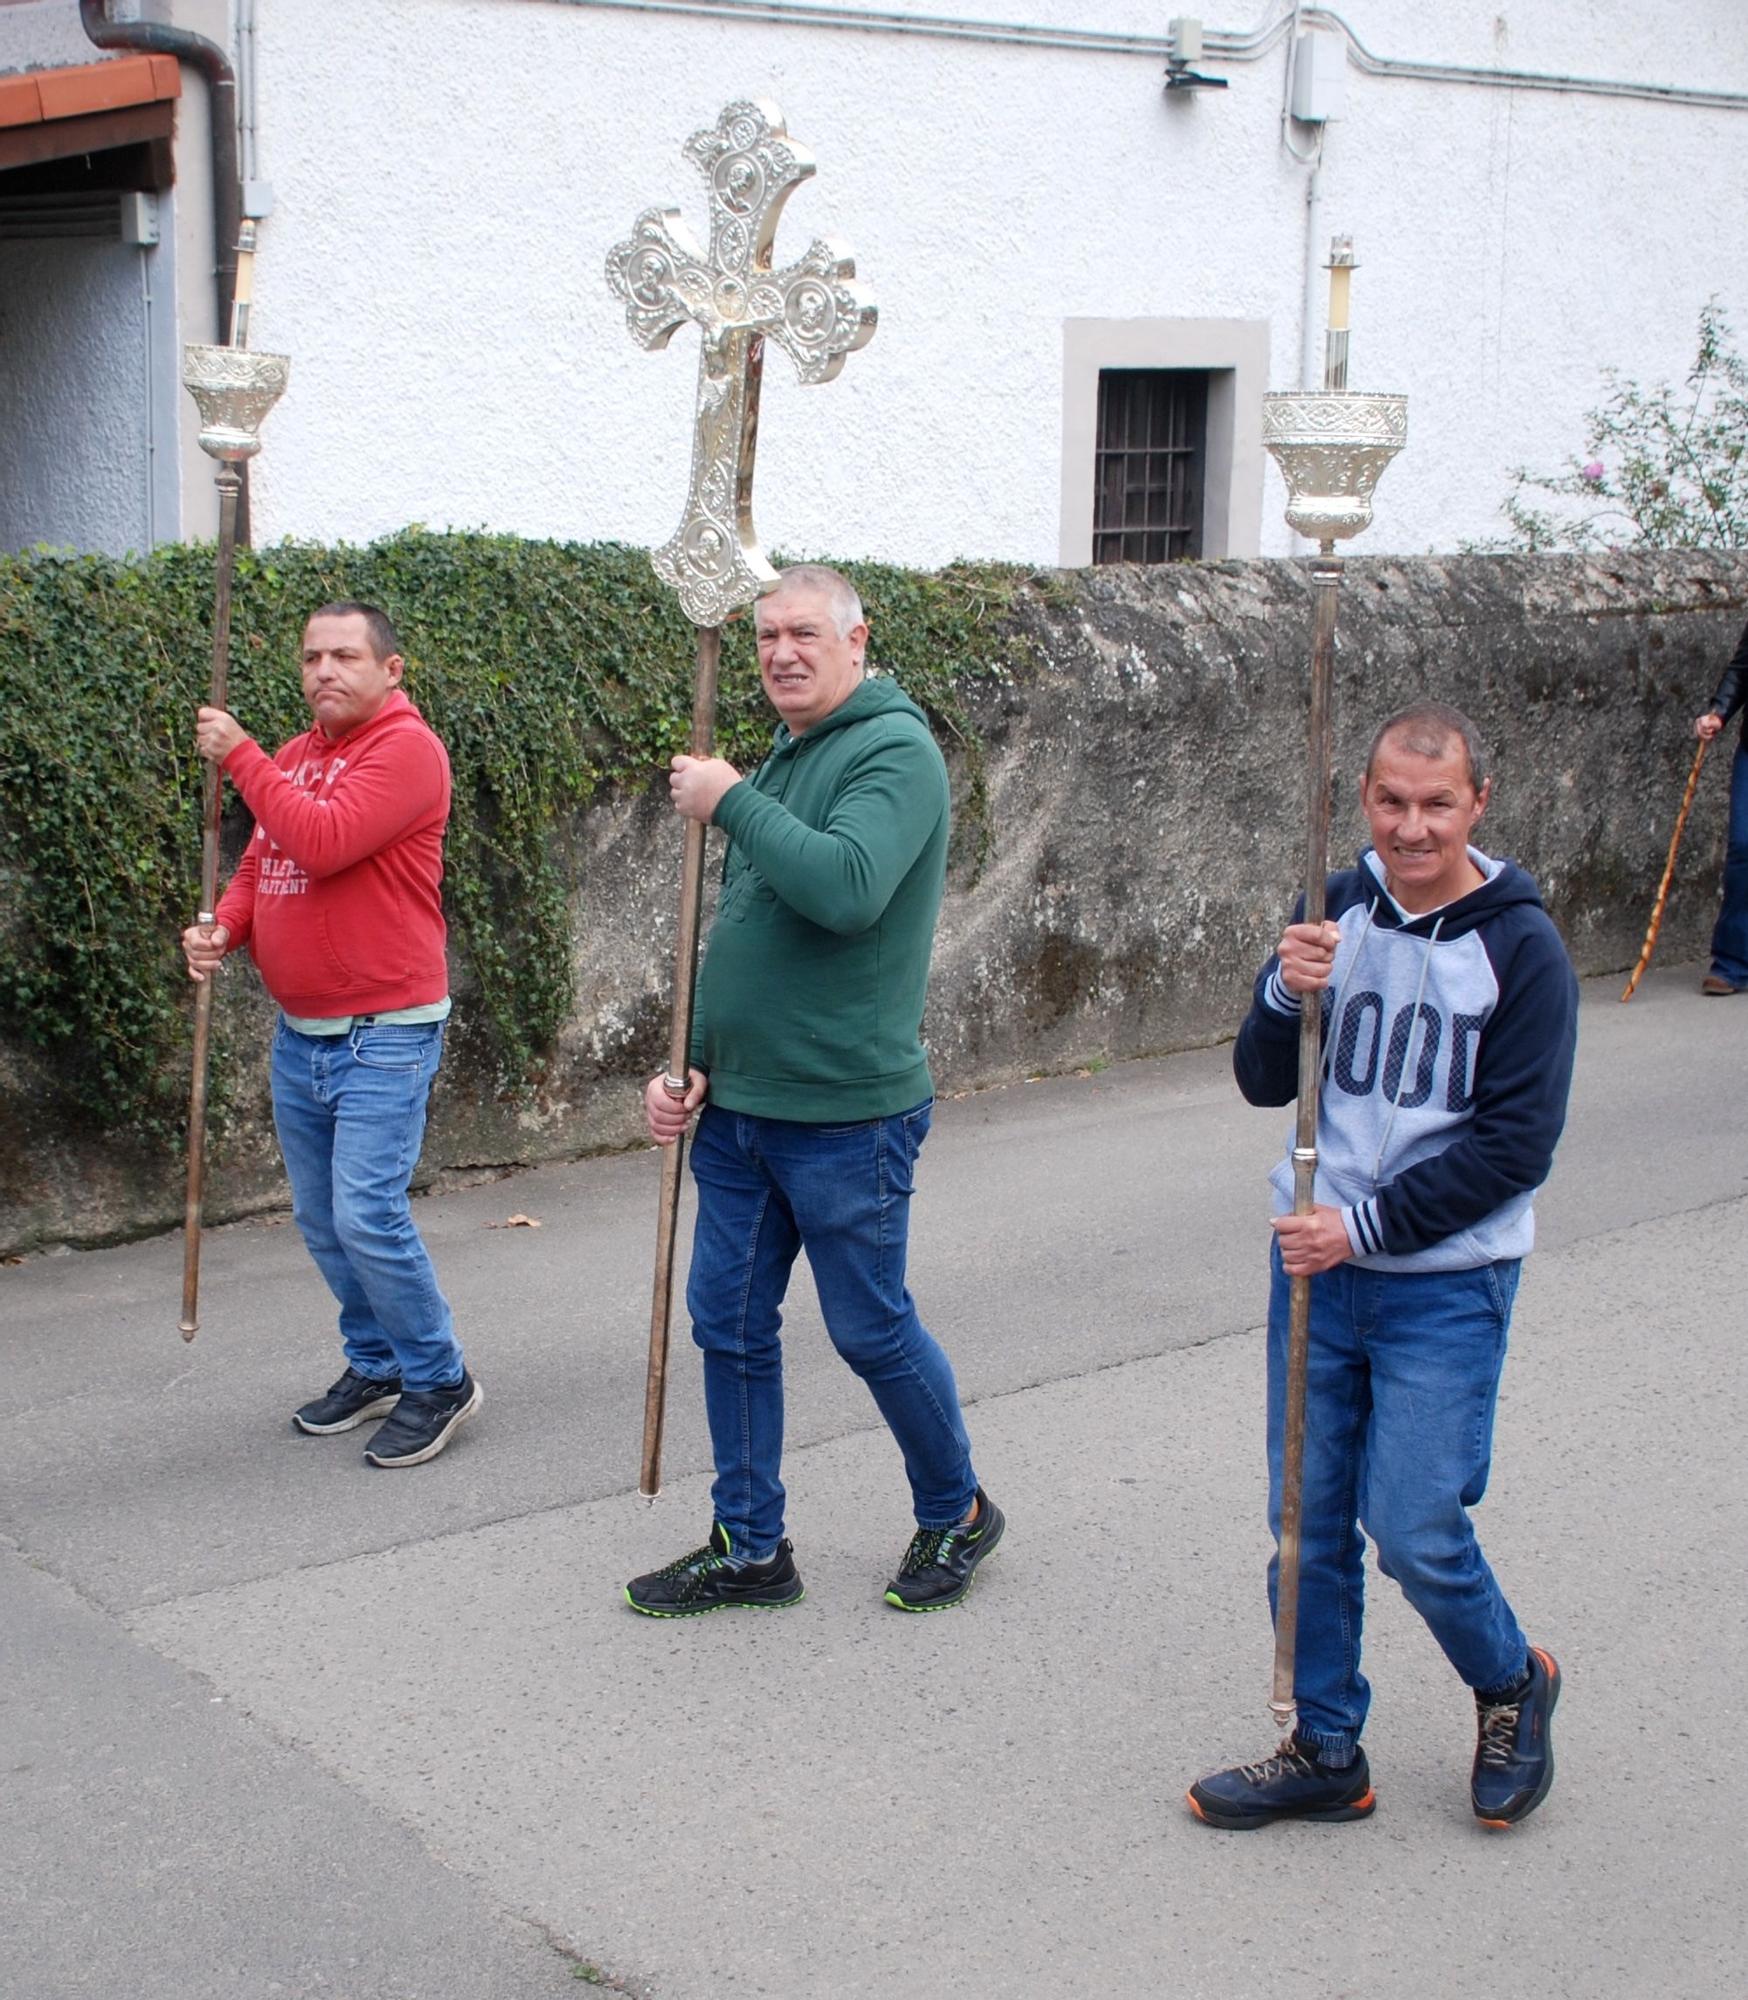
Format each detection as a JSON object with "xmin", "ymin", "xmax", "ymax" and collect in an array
[
  {"xmin": 363, "ymin": 1370, "xmax": 482, "ymax": 1468},
  {"xmin": 883, "ymin": 1487, "xmax": 1005, "ymax": 1611},
  {"xmin": 1187, "ymin": 1738, "xmax": 1376, "ymax": 1831},
  {"xmin": 293, "ymin": 1367, "xmax": 402, "ymax": 1435},
  {"xmin": 624, "ymin": 1523, "xmax": 805, "ymax": 1617},
  {"xmin": 1471, "ymin": 1645, "xmax": 1560, "ymax": 1827}
]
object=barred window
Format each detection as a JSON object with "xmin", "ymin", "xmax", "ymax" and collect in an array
[{"xmin": 1092, "ymin": 368, "xmax": 1209, "ymax": 564}]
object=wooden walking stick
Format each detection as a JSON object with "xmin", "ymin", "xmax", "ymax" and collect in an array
[
  {"xmin": 1259, "ymin": 240, "xmax": 1406, "ymax": 1735},
  {"xmin": 1621, "ymin": 736, "xmax": 1710, "ymax": 1002},
  {"xmin": 177, "ymin": 225, "xmax": 289, "ymax": 1338},
  {"xmin": 607, "ymin": 100, "xmax": 875, "ymax": 1496}
]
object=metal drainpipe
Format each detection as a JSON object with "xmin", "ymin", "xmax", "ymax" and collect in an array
[
  {"xmin": 80, "ymin": 0, "xmax": 248, "ymax": 542},
  {"xmin": 80, "ymin": 0, "xmax": 240, "ymax": 339}
]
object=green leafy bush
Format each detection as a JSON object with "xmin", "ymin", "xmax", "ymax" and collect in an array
[
  {"xmin": 0, "ymin": 530, "xmax": 1037, "ymax": 1137},
  {"xmin": 1486, "ymin": 301, "xmax": 1748, "ymax": 552}
]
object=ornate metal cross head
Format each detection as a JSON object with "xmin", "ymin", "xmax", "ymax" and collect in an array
[{"xmin": 607, "ymin": 98, "xmax": 877, "ymax": 627}]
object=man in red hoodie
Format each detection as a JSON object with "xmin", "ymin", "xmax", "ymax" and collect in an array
[{"xmin": 179, "ymin": 603, "xmax": 480, "ymax": 1467}]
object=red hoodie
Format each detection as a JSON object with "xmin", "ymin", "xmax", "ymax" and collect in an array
[{"xmin": 214, "ymin": 689, "xmax": 451, "ymax": 1018}]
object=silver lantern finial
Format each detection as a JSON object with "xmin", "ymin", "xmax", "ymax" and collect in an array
[
  {"xmin": 182, "ymin": 222, "xmax": 289, "ymax": 462},
  {"xmin": 181, "ymin": 344, "xmax": 292, "ymax": 462},
  {"xmin": 1263, "ymin": 237, "xmax": 1406, "ymax": 553},
  {"xmin": 1261, "ymin": 389, "xmax": 1408, "ymax": 545}
]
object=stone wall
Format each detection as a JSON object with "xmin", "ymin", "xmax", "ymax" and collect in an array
[{"xmin": 3, "ymin": 551, "xmax": 1744, "ymax": 1253}]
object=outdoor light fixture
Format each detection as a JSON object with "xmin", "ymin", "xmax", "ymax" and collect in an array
[{"xmin": 1165, "ymin": 16, "xmax": 1228, "ymax": 92}]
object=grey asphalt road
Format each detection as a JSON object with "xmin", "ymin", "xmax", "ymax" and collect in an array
[{"xmin": 2, "ymin": 959, "xmax": 1744, "ymax": 1999}]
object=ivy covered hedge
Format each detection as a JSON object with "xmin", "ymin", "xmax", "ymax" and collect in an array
[{"xmin": 0, "ymin": 530, "xmax": 1042, "ymax": 1139}]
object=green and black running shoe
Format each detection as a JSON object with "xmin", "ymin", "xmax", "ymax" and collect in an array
[
  {"xmin": 883, "ymin": 1487, "xmax": 1005, "ymax": 1611},
  {"xmin": 624, "ymin": 1523, "xmax": 805, "ymax": 1617}
]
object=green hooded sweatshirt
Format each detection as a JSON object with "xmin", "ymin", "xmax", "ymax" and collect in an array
[{"xmin": 692, "ymin": 673, "xmax": 950, "ymax": 1122}]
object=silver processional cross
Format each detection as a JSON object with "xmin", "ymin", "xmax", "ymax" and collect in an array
[
  {"xmin": 606, "ymin": 99, "xmax": 877, "ymax": 627},
  {"xmin": 605, "ymin": 99, "xmax": 876, "ymax": 1499}
]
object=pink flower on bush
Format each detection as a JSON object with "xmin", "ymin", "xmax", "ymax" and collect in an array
[{"xmin": 1580, "ymin": 460, "xmax": 1605, "ymax": 483}]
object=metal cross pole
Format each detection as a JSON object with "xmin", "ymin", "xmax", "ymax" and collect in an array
[
  {"xmin": 177, "ymin": 224, "xmax": 290, "ymax": 1339},
  {"xmin": 1259, "ymin": 238, "xmax": 1406, "ymax": 1736},
  {"xmin": 607, "ymin": 99, "xmax": 876, "ymax": 1498}
]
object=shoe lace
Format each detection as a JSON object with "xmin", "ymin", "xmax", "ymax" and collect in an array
[
  {"xmin": 652, "ymin": 1542, "xmax": 727, "ymax": 1603},
  {"xmin": 1239, "ymin": 1739, "xmax": 1319, "ymax": 1787},
  {"xmin": 897, "ymin": 1524, "xmax": 960, "ymax": 1576},
  {"xmin": 1475, "ymin": 1694, "xmax": 1523, "ymax": 1768}
]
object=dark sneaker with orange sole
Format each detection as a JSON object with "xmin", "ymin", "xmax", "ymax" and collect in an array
[
  {"xmin": 1471, "ymin": 1645, "xmax": 1560, "ymax": 1827},
  {"xmin": 625, "ymin": 1524, "xmax": 805, "ymax": 1617},
  {"xmin": 883, "ymin": 1488, "xmax": 1005, "ymax": 1611},
  {"xmin": 1188, "ymin": 1738, "xmax": 1376, "ymax": 1831}
]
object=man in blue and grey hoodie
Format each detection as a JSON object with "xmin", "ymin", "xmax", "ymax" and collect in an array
[{"xmin": 1189, "ymin": 701, "xmax": 1578, "ymax": 1833}]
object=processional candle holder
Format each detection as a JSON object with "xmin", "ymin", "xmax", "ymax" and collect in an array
[
  {"xmin": 1259, "ymin": 239, "xmax": 1406, "ymax": 1737},
  {"xmin": 176, "ymin": 225, "xmax": 290, "ymax": 1341},
  {"xmin": 182, "ymin": 343, "xmax": 291, "ymax": 465}
]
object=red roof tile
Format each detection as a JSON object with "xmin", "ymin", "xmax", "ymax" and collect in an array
[{"xmin": 0, "ymin": 53, "xmax": 180, "ymax": 132}]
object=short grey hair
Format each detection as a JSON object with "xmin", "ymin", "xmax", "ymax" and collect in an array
[
  {"xmin": 766, "ymin": 564, "xmax": 865, "ymax": 639},
  {"xmin": 1366, "ymin": 701, "xmax": 1488, "ymax": 794}
]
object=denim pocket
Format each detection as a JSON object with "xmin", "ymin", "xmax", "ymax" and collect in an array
[
  {"xmin": 351, "ymin": 1024, "xmax": 440, "ymax": 1072},
  {"xmin": 1481, "ymin": 1257, "xmax": 1521, "ymax": 1323}
]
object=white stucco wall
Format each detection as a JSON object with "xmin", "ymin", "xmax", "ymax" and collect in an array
[
  {"xmin": 235, "ymin": 0, "xmax": 1748, "ymax": 565},
  {"xmin": 6, "ymin": 1, "xmax": 1748, "ymax": 563},
  {"xmin": 0, "ymin": 0, "xmax": 104, "ymax": 71}
]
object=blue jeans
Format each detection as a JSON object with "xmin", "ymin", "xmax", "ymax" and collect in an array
[
  {"xmin": 686, "ymin": 1100, "xmax": 977, "ymax": 1557},
  {"xmin": 1710, "ymin": 740, "xmax": 1748, "ymax": 986},
  {"xmin": 271, "ymin": 1019, "xmax": 464, "ymax": 1394},
  {"xmin": 1265, "ymin": 1245, "xmax": 1528, "ymax": 1761}
]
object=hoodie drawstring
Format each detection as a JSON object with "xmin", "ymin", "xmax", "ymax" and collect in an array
[{"xmin": 1371, "ymin": 914, "xmax": 1444, "ymax": 1179}]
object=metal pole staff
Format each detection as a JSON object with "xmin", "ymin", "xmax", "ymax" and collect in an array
[
  {"xmin": 642, "ymin": 619, "xmax": 723, "ymax": 1495},
  {"xmin": 1271, "ymin": 541, "xmax": 1341, "ymax": 1733},
  {"xmin": 177, "ymin": 227, "xmax": 290, "ymax": 1338},
  {"xmin": 1260, "ymin": 239, "xmax": 1406, "ymax": 1735},
  {"xmin": 1620, "ymin": 735, "xmax": 1710, "ymax": 1002},
  {"xmin": 607, "ymin": 99, "xmax": 876, "ymax": 1496}
]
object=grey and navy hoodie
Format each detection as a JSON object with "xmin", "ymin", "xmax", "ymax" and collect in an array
[{"xmin": 1234, "ymin": 848, "xmax": 1579, "ymax": 1273}]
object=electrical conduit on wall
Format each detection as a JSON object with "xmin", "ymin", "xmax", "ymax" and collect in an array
[{"xmin": 522, "ymin": 0, "xmax": 1748, "ymax": 110}]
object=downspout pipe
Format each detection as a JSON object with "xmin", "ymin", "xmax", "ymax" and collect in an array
[
  {"xmin": 80, "ymin": 0, "xmax": 240, "ymax": 343},
  {"xmin": 82, "ymin": 0, "xmax": 247, "ymax": 541}
]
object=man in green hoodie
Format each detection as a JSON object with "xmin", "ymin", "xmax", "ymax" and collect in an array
[{"xmin": 624, "ymin": 565, "xmax": 1003, "ymax": 1618}]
